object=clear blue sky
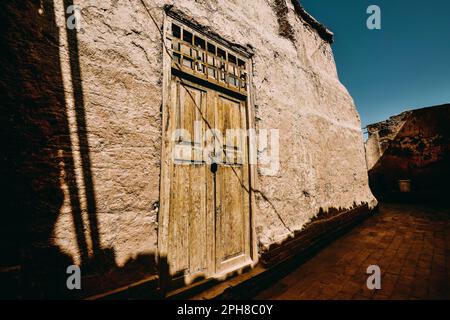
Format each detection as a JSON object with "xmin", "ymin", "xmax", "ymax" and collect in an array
[{"xmin": 300, "ymin": 0, "xmax": 450, "ymax": 128}]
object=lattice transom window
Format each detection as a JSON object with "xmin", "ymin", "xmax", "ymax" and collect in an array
[{"xmin": 168, "ymin": 21, "xmax": 249, "ymax": 96}]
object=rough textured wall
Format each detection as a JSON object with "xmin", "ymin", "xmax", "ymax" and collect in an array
[
  {"xmin": 1, "ymin": 0, "xmax": 163, "ymax": 297},
  {"xmin": 157, "ymin": 0, "xmax": 376, "ymax": 247},
  {"xmin": 156, "ymin": 0, "xmax": 376, "ymax": 249},
  {"xmin": 365, "ymin": 112, "xmax": 410, "ymax": 170},
  {"xmin": 61, "ymin": 0, "xmax": 376, "ymax": 260},
  {"xmin": 52, "ymin": 0, "xmax": 162, "ymax": 269},
  {"xmin": 1, "ymin": 0, "xmax": 375, "ymax": 297},
  {"xmin": 367, "ymin": 105, "xmax": 450, "ymax": 202},
  {"xmin": 0, "ymin": 0, "xmax": 72, "ymax": 297},
  {"xmin": 365, "ymin": 132, "xmax": 381, "ymax": 171}
]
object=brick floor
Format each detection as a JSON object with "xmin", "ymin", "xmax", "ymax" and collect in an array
[{"xmin": 255, "ymin": 203, "xmax": 450, "ymax": 300}]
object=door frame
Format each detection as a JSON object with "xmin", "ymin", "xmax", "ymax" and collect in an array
[{"xmin": 158, "ymin": 13, "xmax": 258, "ymax": 288}]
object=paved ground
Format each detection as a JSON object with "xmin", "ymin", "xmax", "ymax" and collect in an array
[{"xmin": 255, "ymin": 203, "xmax": 450, "ymax": 300}]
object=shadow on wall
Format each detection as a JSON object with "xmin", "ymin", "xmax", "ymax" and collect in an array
[
  {"xmin": 260, "ymin": 203, "xmax": 372, "ymax": 267},
  {"xmin": 368, "ymin": 105, "xmax": 450, "ymax": 204},
  {"xmin": 0, "ymin": 0, "xmax": 159, "ymax": 299}
]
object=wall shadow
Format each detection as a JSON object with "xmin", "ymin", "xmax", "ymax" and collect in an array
[
  {"xmin": 0, "ymin": 0, "xmax": 76, "ymax": 298},
  {"xmin": 0, "ymin": 0, "xmax": 159, "ymax": 299},
  {"xmin": 63, "ymin": 0, "xmax": 107, "ymax": 270},
  {"xmin": 260, "ymin": 203, "xmax": 372, "ymax": 267}
]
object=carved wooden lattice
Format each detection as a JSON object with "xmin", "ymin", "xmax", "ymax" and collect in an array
[{"xmin": 169, "ymin": 22, "xmax": 248, "ymax": 96}]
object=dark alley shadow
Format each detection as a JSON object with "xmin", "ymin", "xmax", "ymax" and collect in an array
[{"xmin": 1, "ymin": 0, "xmax": 77, "ymax": 298}]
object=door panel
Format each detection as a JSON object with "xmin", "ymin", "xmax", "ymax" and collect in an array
[
  {"xmin": 215, "ymin": 95, "xmax": 251, "ymax": 273},
  {"xmin": 217, "ymin": 166, "xmax": 245, "ymax": 260},
  {"xmin": 168, "ymin": 82, "xmax": 210, "ymax": 283},
  {"xmin": 173, "ymin": 83, "xmax": 203, "ymax": 164},
  {"xmin": 166, "ymin": 77, "xmax": 251, "ymax": 285}
]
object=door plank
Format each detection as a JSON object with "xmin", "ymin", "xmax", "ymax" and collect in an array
[
  {"xmin": 168, "ymin": 83, "xmax": 209, "ymax": 283},
  {"xmin": 215, "ymin": 95, "xmax": 251, "ymax": 273}
]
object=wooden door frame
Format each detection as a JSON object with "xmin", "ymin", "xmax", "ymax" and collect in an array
[{"xmin": 158, "ymin": 14, "xmax": 258, "ymax": 288}]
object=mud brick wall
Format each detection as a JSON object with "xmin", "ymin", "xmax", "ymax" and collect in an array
[
  {"xmin": 1, "ymin": 0, "xmax": 376, "ymax": 298},
  {"xmin": 366, "ymin": 104, "xmax": 450, "ymax": 202},
  {"xmin": 0, "ymin": 0, "xmax": 161, "ymax": 298}
]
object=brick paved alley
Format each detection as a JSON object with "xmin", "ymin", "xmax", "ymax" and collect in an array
[{"xmin": 255, "ymin": 203, "xmax": 450, "ymax": 300}]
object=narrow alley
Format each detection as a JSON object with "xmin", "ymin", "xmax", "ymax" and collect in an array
[{"xmin": 256, "ymin": 203, "xmax": 450, "ymax": 300}]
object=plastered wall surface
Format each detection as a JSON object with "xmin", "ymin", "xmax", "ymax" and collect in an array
[{"xmin": 1, "ymin": 1, "xmax": 376, "ymax": 295}]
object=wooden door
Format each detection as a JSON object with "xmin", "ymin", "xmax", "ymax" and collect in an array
[{"xmin": 165, "ymin": 76, "xmax": 251, "ymax": 286}]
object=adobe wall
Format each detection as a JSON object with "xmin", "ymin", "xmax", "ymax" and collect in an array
[
  {"xmin": 1, "ymin": 0, "xmax": 376, "ymax": 297},
  {"xmin": 367, "ymin": 105, "xmax": 450, "ymax": 202},
  {"xmin": 365, "ymin": 112, "xmax": 410, "ymax": 170}
]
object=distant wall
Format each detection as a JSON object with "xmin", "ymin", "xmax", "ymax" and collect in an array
[
  {"xmin": 367, "ymin": 105, "xmax": 450, "ymax": 202},
  {"xmin": 365, "ymin": 112, "xmax": 410, "ymax": 171}
]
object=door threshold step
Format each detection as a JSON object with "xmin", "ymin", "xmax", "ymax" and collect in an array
[
  {"xmin": 188, "ymin": 265, "xmax": 267, "ymax": 300},
  {"xmin": 166, "ymin": 278, "xmax": 220, "ymax": 300}
]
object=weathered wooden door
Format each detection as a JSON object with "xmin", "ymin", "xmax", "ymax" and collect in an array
[{"xmin": 165, "ymin": 76, "xmax": 251, "ymax": 286}]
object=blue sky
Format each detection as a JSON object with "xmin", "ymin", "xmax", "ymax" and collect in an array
[{"xmin": 300, "ymin": 0, "xmax": 450, "ymax": 127}]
